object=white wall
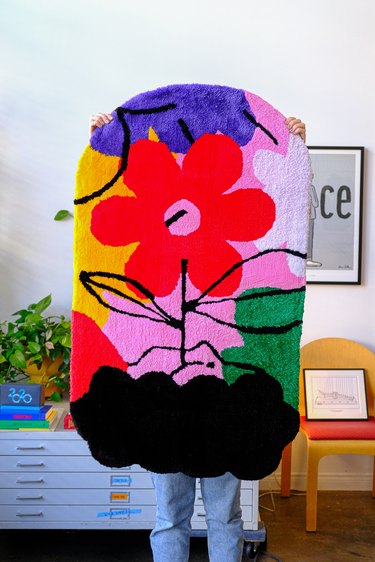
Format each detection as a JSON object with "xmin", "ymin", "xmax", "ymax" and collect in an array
[{"xmin": 1, "ymin": 0, "xmax": 374, "ymax": 488}]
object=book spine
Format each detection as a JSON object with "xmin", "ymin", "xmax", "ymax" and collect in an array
[
  {"xmin": 0, "ymin": 406, "xmax": 43, "ymax": 412},
  {"xmin": 0, "ymin": 419, "xmax": 50, "ymax": 429},
  {"xmin": 0, "ymin": 406, "xmax": 52, "ymax": 421},
  {"xmin": 0, "ymin": 410, "xmax": 52, "ymax": 421}
]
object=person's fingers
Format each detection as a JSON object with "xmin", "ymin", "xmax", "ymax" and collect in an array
[
  {"xmin": 90, "ymin": 113, "xmax": 113, "ymax": 127},
  {"xmin": 89, "ymin": 112, "xmax": 113, "ymax": 138},
  {"xmin": 285, "ymin": 117, "xmax": 302, "ymax": 128},
  {"xmin": 285, "ymin": 116, "xmax": 298, "ymax": 126},
  {"xmin": 291, "ymin": 123, "xmax": 305, "ymax": 134},
  {"xmin": 285, "ymin": 117, "xmax": 306, "ymax": 143},
  {"xmin": 97, "ymin": 112, "xmax": 113, "ymax": 125},
  {"xmin": 90, "ymin": 115, "xmax": 104, "ymax": 128},
  {"xmin": 293, "ymin": 127, "xmax": 306, "ymax": 140},
  {"xmin": 94, "ymin": 115, "xmax": 106, "ymax": 127}
]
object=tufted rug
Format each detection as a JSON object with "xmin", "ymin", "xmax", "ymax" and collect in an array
[{"xmin": 70, "ymin": 84, "xmax": 312, "ymax": 480}]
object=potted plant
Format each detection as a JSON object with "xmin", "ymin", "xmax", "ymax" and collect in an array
[{"xmin": 0, "ymin": 295, "xmax": 71, "ymax": 401}]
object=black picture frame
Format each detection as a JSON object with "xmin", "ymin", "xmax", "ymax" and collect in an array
[
  {"xmin": 306, "ymin": 146, "xmax": 364, "ymax": 284},
  {"xmin": 303, "ymin": 368, "xmax": 368, "ymax": 421}
]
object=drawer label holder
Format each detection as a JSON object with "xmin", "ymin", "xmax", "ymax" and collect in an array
[{"xmin": 97, "ymin": 508, "xmax": 142, "ymax": 519}]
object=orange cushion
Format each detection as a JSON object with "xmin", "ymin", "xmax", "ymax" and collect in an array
[{"xmin": 300, "ymin": 416, "xmax": 375, "ymax": 440}]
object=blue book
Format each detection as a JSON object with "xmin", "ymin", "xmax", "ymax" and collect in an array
[
  {"xmin": 1, "ymin": 405, "xmax": 43, "ymax": 412},
  {"xmin": 0, "ymin": 405, "xmax": 52, "ymax": 420}
]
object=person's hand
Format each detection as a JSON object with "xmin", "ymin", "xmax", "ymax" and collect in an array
[
  {"xmin": 89, "ymin": 112, "xmax": 113, "ymax": 137},
  {"xmin": 285, "ymin": 117, "xmax": 306, "ymax": 144}
]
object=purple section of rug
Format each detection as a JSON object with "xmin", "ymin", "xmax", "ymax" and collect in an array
[{"xmin": 90, "ymin": 83, "xmax": 257, "ymax": 155}]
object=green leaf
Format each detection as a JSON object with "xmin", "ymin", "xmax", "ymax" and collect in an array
[
  {"xmin": 12, "ymin": 309, "xmax": 28, "ymax": 318},
  {"xmin": 60, "ymin": 335, "xmax": 71, "ymax": 348},
  {"xmin": 28, "ymin": 342, "xmax": 41, "ymax": 354},
  {"xmin": 0, "ymin": 354, "xmax": 6, "ymax": 364},
  {"xmin": 49, "ymin": 391, "xmax": 62, "ymax": 402},
  {"xmin": 12, "ymin": 331, "xmax": 27, "ymax": 340},
  {"xmin": 13, "ymin": 343, "xmax": 26, "ymax": 352},
  {"xmin": 6, "ymin": 322, "xmax": 15, "ymax": 335},
  {"xmin": 54, "ymin": 209, "xmax": 73, "ymax": 221},
  {"xmin": 50, "ymin": 348, "xmax": 60, "ymax": 361},
  {"xmin": 9, "ymin": 350, "xmax": 27, "ymax": 369},
  {"xmin": 25, "ymin": 313, "xmax": 43, "ymax": 324},
  {"xmin": 34, "ymin": 294, "xmax": 52, "ymax": 315}
]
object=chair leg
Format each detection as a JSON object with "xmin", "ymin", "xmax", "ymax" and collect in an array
[
  {"xmin": 372, "ymin": 456, "xmax": 375, "ymax": 499},
  {"xmin": 305, "ymin": 443, "xmax": 321, "ymax": 532},
  {"xmin": 280, "ymin": 442, "xmax": 292, "ymax": 497}
]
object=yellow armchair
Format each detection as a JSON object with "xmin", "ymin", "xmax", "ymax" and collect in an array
[{"xmin": 280, "ymin": 338, "xmax": 375, "ymax": 531}]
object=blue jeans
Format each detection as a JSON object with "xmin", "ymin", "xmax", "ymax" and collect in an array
[{"xmin": 150, "ymin": 472, "xmax": 244, "ymax": 562}]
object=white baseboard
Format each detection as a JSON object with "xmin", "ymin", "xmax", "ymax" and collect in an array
[{"xmin": 260, "ymin": 471, "xmax": 374, "ymax": 491}]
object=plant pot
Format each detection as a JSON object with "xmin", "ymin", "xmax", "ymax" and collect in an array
[{"xmin": 25, "ymin": 356, "xmax": 64, "ymax": 397}]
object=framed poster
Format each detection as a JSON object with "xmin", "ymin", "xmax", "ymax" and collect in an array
[
  {"xmin": 303, "ymin": 368, "xmax": 368, "ymax": 420},
  {"xmin": 306, "ymin": 147, "xmax": 364, "ymax": 284}
]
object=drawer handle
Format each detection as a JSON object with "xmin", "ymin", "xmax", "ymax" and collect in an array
[
  {"xmin": 16, "ymin": 462, "xmax": 45, "ymax": 467},
  {"xmin": 196, "ymin": 512, "xmax": 206, "ymax": 517},
  {"xmin": 16, "ymin": 495, "xmax": 44, "ymax": 501},
  {"xmin": 16, "ymin": 512, "xmax": 43, "ymax": 517},
  {"xmin": 16, "ymin": 479, "xmax": 45, "ymax": 484},
  {"xmin": 16, "ymin": 445, "xmax": 45, "ymax": 450},
  {"xmin": 196, "ymin": 496, "xmax": 203, "ymax": 501}
]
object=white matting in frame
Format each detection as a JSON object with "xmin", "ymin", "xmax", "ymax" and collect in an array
[
  {"xmin": 306, "ymin": 147, "xmax": 364, "ymax": 284},
  {"xmin": 303, "ymin": 368, "xmax": 368, "ymax": 420}
]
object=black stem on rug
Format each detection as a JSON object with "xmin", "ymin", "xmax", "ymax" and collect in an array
[
  {"xmin": 165, "ymin": 209, "xmax": 188, "ymax": 228},
  {"xmin": 178, "ymin": 118, "xmax": 195, "ymax": 145},
  {"xmin": 243, "ymin": 109, "xmax": 279, "ymax": 146},
  {"xmin": 74, "ymin": 108, "xmax": 131, "ymax": 205},
  {"xmin": 195, "ymin": 248, "xmax": 306, "ymax": 303},
  {"xmin": 121, "ymin": 103, "xmax": 177, "ymax": 115},
  {"xmin": 180, "ymin": 259, "xmax": 188, "ymax": 366},
  {"xmin": 74, "ymin": 103, "xmax": 176, "ymax": 206}
]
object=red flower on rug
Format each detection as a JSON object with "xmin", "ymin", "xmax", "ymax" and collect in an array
[{"xmin": 91, "ymin": 133, "xmax": 275, "ymax": 297}]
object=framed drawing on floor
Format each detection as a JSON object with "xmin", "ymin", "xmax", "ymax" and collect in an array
[
  {"xmin": 306, "ymin": 146, "xmax": 364, "ymax": 284},
  {"xmin": 303, "ymin": 368, "xmax": 368, "ymax": 420}
]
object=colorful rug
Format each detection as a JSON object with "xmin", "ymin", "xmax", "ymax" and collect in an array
[{"xmin": 70, "ymin": 84, "xmax": 312, "ymax": 480}]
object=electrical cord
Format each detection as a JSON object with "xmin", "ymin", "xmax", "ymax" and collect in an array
[
  {"xmin": 259, "ymin": 475, "xmax": 277, "ymax": 513},
  {"xmin": 257, "ymin": 551, "xmax": 282, "ymax": 562}
]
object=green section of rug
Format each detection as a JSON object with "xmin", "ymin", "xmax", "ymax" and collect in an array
[{"xmin": 222, "ymin": 287, "xmax": 305, "ymax": 409}]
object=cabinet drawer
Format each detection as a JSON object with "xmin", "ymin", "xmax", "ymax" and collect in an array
[
  {"xmin": 196, "ymin": 479, "xmax": 256, "ymax": 490},
  {"xmin": 0, "ymin": 439, "xmax": 90, "ymax": 456},
  {"xmin": 0, "ymin": 504, "xmax": 156, "ymax": 522},
  {"xmin": 0, "ymin": 488, "xmax": 157, "ymax": 505},
  {"xmin": 0, "ymin": 456, "xmax": 147, "ymax": 473},
  {"xmin": 0, "ymin": 471, "xmax": 153, "ymax": 489}
]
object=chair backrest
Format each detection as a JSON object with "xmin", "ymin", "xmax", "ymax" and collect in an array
[{"xmin": 299, "ymin": 338, "xmax": 375, "ymax": 417}]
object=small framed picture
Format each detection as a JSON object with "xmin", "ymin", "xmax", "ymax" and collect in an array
[
  {"xmin": 306, "ymin": 147, "xmax": 364, "ymax": 284},
  {"xmin": 303, "ymin": 368, "xmax": 368, "ymax": 420}
]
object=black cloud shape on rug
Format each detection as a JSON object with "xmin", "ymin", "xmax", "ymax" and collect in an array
[{"xmin": 70, "ymin": 368, "xmax": 299, "ymax": 481}]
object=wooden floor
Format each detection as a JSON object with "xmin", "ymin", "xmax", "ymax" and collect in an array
[
  {"xmin": 0, "ymin": 491, "xmax": 374, "ymax": 561},
  {"xmin": 259, "ymin": 490, "xmax": 375, "ymax": 562}
]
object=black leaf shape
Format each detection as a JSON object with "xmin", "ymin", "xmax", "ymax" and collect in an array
[{"xmin": 79, "ymin": 270, "xmax": 179, "ymax": 327}]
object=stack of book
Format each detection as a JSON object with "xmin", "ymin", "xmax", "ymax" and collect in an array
[{"xmin": 0, "ymin": 404, "xmax": 59, "ymax": 431}]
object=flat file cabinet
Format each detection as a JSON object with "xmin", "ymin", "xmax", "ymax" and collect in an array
[{"xmin": 0, "ymin": 422, "xmax": 259, "ymax": 530}]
